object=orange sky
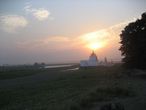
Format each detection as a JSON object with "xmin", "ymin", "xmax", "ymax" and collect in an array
[{"xmin": 0, "ymin": 0, "xmax": 145, "ymax": 64}]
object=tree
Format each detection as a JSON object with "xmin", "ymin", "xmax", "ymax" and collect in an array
[{"xmin": 120, "ymin": 12, "xmax": 146, "ymax": 69}]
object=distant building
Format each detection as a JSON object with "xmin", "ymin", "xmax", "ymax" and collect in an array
[
  {"xmin": 80, "ymin": 51, "xmax": 99, "ymax": 67},
  {"xmin": 80, "ymin": 51, "xmax": 114, "ymax": 67},
  {"xmin": 104, "ymin": 57, "xmax": 108, "ymax": 64}
]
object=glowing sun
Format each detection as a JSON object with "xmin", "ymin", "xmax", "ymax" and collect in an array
[
  {"xmin": 88, "ymin": 42, "xmax": 104, "ymax": 50},
  {"xmin": 80, "ymin": 30, "xmax": 108, "ymax": 50}
]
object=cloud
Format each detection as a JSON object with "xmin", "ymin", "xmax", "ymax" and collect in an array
[
  {"xmin": 24, "ymin": 5, "xmax": 51, "ymax": 21},
  {"xmin": 17, "ymin": 36, "xmax": 71, "ymax": 51},
  {"xmin": 79, "ymin": 30, "xmax": 110, "ymax": 43},
  {"xmin": 16, "ymin": 18, "xmax": 136, "ymax": 57},
  {"xmin": 72, "ymin": 20, "xmax": 135, "ymax": 60},
  {"xmin": 42, "ymin": 36, "xmax": 70, "ymax": 43},
  {"xmin": 0, "ymin": 15, "xmax": 28, "ymax": 33},
  {"xmin": 17, "ymin": 19, "xmax": 134, "ymax": 49},
  {"xmin": 32, "ymin": 9, "xmax": 50, "ymax": 21},
  {"xmin": 109, "ymin": 18, "xmax": 137, "ymax": 30}
]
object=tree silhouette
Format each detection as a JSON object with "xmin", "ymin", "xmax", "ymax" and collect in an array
[{"xmin": 120, "ymin": 12, "xmax": 146, "ymax": 69}]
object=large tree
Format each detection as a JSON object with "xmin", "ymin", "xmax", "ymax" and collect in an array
[{"xmin": 120, "ymin": 12, "xmax": 146, "ymax": 69}]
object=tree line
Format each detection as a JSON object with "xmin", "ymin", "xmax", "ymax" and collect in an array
[{"xmin": 120, "ymin": 12, "xmax": 146, "ymax": 69}]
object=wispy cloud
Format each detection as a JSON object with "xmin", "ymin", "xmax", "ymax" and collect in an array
[
  {"xmin": 109, "ymin": 18, "xmax": 137, "ymax": 30},
  {"xmin": 78, "ymin": 29, "xmax": 110, "ymax": 46},
  {"xmin": 78, "ymin": 18, "xmax": 137, "ymax": 48},
  {"xmin": 16, "ymin": 18, "xmax": 136, "ymax": 54},
  {"xmin": 17, "ymin": 36, "xmax": 71, "ymax": 51},
  {"xmin": 0, "ymin": 15, "xmax": 28, "ymax": 33},
  {"xmin": 24, "ymin": 5, "xmax": 51, "ymax": 21}
]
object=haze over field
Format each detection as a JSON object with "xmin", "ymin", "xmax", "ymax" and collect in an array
[{"xmin": 0, "ymin": 0, "xmax": 146, "ymax": 64}]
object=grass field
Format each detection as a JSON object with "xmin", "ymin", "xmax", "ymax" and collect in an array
[{"xmin": 0, "ymin": 64, "xmax": 146, "ymax": 110}]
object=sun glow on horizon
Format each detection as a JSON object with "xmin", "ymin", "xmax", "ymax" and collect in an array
[
  {"xmin": 80, "ymin": 30, "xmax": 109, "ymax": 50},
  {"xmin": 87, "ymin": 42, "xmax": 105, "ymax": 50}
]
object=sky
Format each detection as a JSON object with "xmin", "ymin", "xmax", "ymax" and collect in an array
[{"xmin": 0, "ymin": 0, "xmax": 146, "ymax": 65}]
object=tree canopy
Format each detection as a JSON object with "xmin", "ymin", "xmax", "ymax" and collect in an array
[{"xmin": 120, "ymin": 12, "xmax": 146, "ymax": 69}]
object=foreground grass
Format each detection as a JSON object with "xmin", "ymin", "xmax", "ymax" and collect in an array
[
  {"xmin": 0, "ymin": 65, "xmax": 47, "ymax": 80},
  {"xmin": 0, "ymin": 65, "xmax": 135, "ymax": 110}
]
